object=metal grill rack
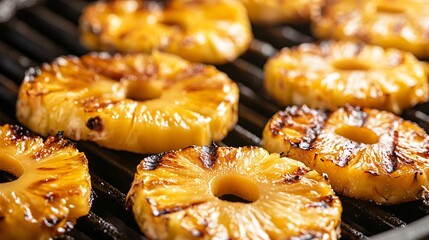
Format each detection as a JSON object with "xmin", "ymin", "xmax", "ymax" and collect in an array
[{"xmin": 0, "ymin": 0, "xmax": 429, "ymax": 239}]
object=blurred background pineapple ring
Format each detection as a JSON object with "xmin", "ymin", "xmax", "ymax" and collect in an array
[
  {"xmin": 16, "ymin": 52, "xmax": 239, "ymax": 154},
  {"xmin": 240, "ymin": 0, "xmax": 323, "ymax": 25},
  {"xmin": 262, "ymin": 105, "xmax": 429, "ymax": 205},
  {"xmin": 80, "ymin": 0, "xmax": 252, "ymax": 64},
  {"xmin": 127, "ymin": 145, "xmax": 342, "ymax": 239},
  {"xmin": 264, "ymin": 41, "xmax": 428, "ymax": 114},
  {"xmin": 0, "ymin": 124, "xmax": 91, "ymax": 239},
  {"xmin": 312, "ymin": 0, "xmax": 429, "ymax": 58}
]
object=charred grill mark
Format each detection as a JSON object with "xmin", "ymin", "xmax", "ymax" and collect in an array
[
  {"xmin": 277, "ymin": 105, "xmax": 328, "ymax": 150},
  {"xmin": 37, "ymin": 167, "xmax": 57, "ymax": 171},
  {"xmin": 146, "ymin": 198, "xmax": 204, "ymax": 217},
  {"xmin": 43, "ymin": 216, "xmax": 64, "ymax": 227},
  {"xmin": 6, "ymin": 125, "xmax": 37, "ymax": 142},
  {"xmin": 34, "ymin": 132, "xmax": 75, "ymax": 160},
  {"xmin": 82, "ymin": 54, "xmax": 159, "ymax": 82},
  {"xmin": 200, "ymin": 143, "xmax": 218, "ymax": 169},
  {"xmin": 353, "ymin": 42, "xmax": 365, "ymax": 56},
  {"xmin": 381, "ymin": 129, "xmax": 399, "ymax": 173},
  {"xmin": 365, "ymin": 170, "xmax": 379, "ymax": 176},
  {"xmin": 143, "ymin": 152, "xmax": 166, "ymax": 170},
  {"xmin": 144, "ymin": 0, "xmax": 170, "ymax": 9},
  {"xmin": 86, "ymin": 116, "xmax": 104, "ymax": 131},
  {"xmin": 306, "ymin": 195, "xmax": 335, "ymax": 208},
  {"xmin": 168, "ymin": 64, "xmax": 205, "ymax": 86},
  {"xmin": 345, "ymin": 105, "xmax": 367, "ymax": 127},
  {"xmin": 269, "ymin": 115, "xmax": 286, "ymax": 136},
  {"xmin": 44, "ymin": 192, "xmax": 59, "ymax": 202},
  {"xmin": 24, "ymin": 67, "xmax": 42, "ymax": 82},
  {"xmin": 335, "ymin": 106, "xmax": 368, "ymax": 167},
  {"xmin": 337, "ymin": 141, "xmax": 360, "ymax": 167},
  {"xmin": 291, "ymin": 231, "xmax": 324, "ymax": 240},
  {"xmin": 283, "ymin": 167, "xmax": 310, "ymax": 183}
]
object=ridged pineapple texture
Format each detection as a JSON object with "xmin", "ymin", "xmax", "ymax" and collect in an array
[
  {"xmin": 0, "ymin": 124, "xmax": 91, "ymax": 239},
  {"xmin": 264, "ymin": 41, "xmax": 428, "ymax": 114},
  {"xmin": 80, "ymin": 0, "xmax": 252, "ymax": 64},
  {"xmin": 16, "ymin": 52, "xmax": 239, "ymax": 154},
  {"xmin": 263, "ymin": 105, "xmax": 429, "ymax": 204},
  {"xmin": 311, "ymin": 0, "xmax": 429, "ymax": 58},
  {"xmin": 127, "ymin": 145, "xmax": 342, "ymax": 239}
]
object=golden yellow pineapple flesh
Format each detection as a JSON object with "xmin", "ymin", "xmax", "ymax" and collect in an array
[
  {"xmin": 311, "ymin": 0, "xmax": 429, "ymax": 58},
  {"xmin": 0, "ymin": 124, "xmax": 91, "ymax": 239},
  {"xmin": 16, "ymin": 52, "xmax": 238, "ymax": 154},
  {"xmin": 264, "ymin": 41, "xmax": 428, "ymax": 114},
  {"xmin": 80, "ymin": 0, "xmax": 252, "ymax": 64},
  {"xmin": 263, "ymin": 105, "xmax": 429, "ymax": 204},
  {"xmin": 126, "ymin": 144, "xmax": 342, "ymax": 239},
  {"xmin": 239, "ymin": 0, "xmax": 322, "ymax": 24}
]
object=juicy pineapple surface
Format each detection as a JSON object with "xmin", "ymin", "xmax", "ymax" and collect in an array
[
  {"xmin": 263, "ymin": 105, "xmax": 429, "ymax": 204},
  {"xmin": 16, "ymin": 52, "xmax": 238, "ymax": 154},
  {"xmin": 239, "ymin": 0, "xmax": 322, "ymax": 24},
  {"xmin": 80, "ymin": 0, "xmax": 252, "ymax": 64},
  {"xmin": 0, "ymin": 124, "xmax": 91, "ymax": 239},
  {"xmin": 126, "ymin": 144, "xmax": 342, "ymax": 240},
  {"xmin": 264, "ymin": 41, "xmax": 428, "ymax": 114},
  {"xmin": 311, "ymin": 0, "xmax": 429, "ymax": 58}
]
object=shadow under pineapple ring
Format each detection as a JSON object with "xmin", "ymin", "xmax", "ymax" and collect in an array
[
  {"xmin": 0, "ymin": 124, "xmax": 91, "ymax": 239},
  {"xmin": 16, "ymin": 51, "xmax": 239, "ymax": 154},
  {"xmin": 126, "ymin": 144, "xmax": 342, "ymax": 239}
]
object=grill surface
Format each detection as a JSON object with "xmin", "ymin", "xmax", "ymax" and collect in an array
[{"xmin": 1, "ymin": 0, "xmax": 429, "ymax": 239}]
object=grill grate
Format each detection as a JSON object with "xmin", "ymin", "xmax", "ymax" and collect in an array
[{"xmin": 1, "ymin": 0, "xmax": 429, "ymax": 239}]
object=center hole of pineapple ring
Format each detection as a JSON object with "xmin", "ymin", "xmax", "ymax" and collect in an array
[
  {"xmin": 332, "ymin": 59, "xmax": 370, "ymax": 71},
  {"xmin": 211, "ymin": 175, "xmax": 260, "ymax": 203},
  {"xmin": 335, "ymin": 125, "xmax": 379, "ymax": 144},
  {"xmin": 376, "ymin": 4, "xmax": 404, "ymax": 14},
  {"xmin": 124, "ymin": 79, "xmax": 163, "ymax": 101},
  {"xmin": 0, "ymin": 154, "xmax": 24, "ymax": 183}
]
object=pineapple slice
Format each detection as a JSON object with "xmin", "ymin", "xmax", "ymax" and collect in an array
[
  {"xmin": 263, "ymin": 105, "xmax": 429, "ymax": 204},
  {"xmin": 16, "ymin": 52, "xmax": 239, "ymax": 154},
  {"xmin": 80, "ymin": 0, "xmax": 252, "ymax": 64},
  {"xmin": 0, "ymin": 124, "xmax": 91, "ymax": 239},
  {"xmin": 239, "ymin": 0, "xmax": 322, "ymax": 24},
  {"xmin": 311, "ymin": 0, "xmax": 429, "ymax": 58},
  {"xmin": 126, "ymin": 144, "xmax": 342, "ymax": 239},
  {"xmin": 264, "ymin": 41, "xmax": 428, "ymax": 114}
]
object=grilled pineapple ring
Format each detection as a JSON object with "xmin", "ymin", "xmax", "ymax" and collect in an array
[
  {"xmin": 264, "ymin": 41, "xmax": 428, "ymax": 114},
  {"xmin": 126, "ymin": 144, "xmax": 342, "ymax": 239},
  {"xmin": 311, "ymin": 0, "xmax": 429, "ymax": 58},
  {"xmin": 263, "ymin": 105, "xmax": 429, "ymax": 204},
  {"xmin": 240, "ymin": 0, "xmax": 322, "ymax": 24},
  {"xmin": 16, "ymin": 52, "xmax": 238, "ymax": 154},
  {"xmin": 80, "ymin": 0, "xmax": 252, "ymax": 64},
  {"xmin": 0, "ymin": 124, "xmax": 91, "ymax": 239}
]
